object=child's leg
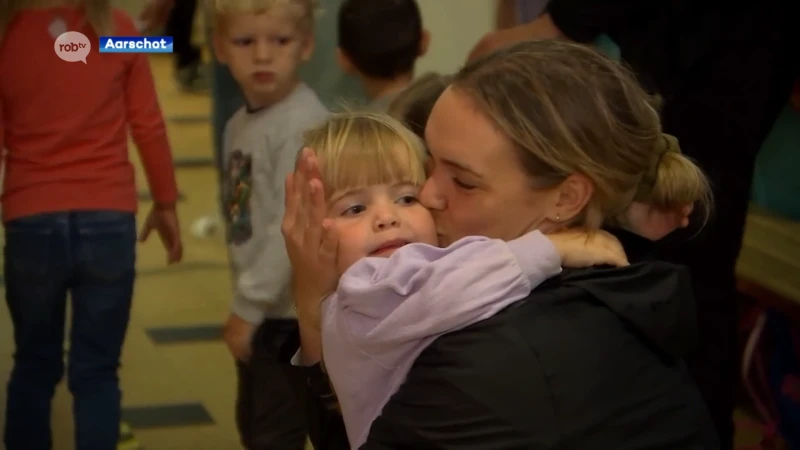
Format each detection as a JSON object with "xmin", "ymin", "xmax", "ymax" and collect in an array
[
  {"xmin": 66, "ymin": 211, "xmax": 136, "ymax": 449},
  {"xmin": 239, "ymin": 319, "xmax": 307, "ymax": 450},
  {"xmin": 3, "ymin": 213, "xmax": 71, "ymax": 450},
  {"xmin": 167, "ymin": 0, "xmax": 207, "ymax": 91},
  {"xmin": 235, "ymin": 361, "xmax": 255, "ymax": 448}
]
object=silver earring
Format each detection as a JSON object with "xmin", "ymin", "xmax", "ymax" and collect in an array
[{"xmin": 555, "ymin": 214, "xmax": 560, "ymax": 222}]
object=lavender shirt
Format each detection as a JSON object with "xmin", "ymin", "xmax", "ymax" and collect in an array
[{"xmin": 320, "ymin": 231, "xmax": 562, "ymax": 448}]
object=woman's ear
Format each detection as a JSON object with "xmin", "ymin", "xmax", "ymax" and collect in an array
[{"xmin": 551, "ymin": 173, "xmax": 594, "ymax": 223}]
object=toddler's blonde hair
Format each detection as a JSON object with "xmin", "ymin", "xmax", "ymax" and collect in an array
[
  {"xmin": 1, "ymin": 0, "xmax": 112, "ymax": 41},
  {"xmin": 208, "ymin": 0, "xmax": 317, "ymax": 32},
  {"xmin": 308, "ymin": 111, "xmax": 427, "ymax": 406},
  {"xmin": 301, "ymin": 111, "xmax": 427, "ymax": 199}
]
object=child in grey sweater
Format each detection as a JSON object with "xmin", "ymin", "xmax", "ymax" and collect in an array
[{"xmin": 211, "ymin": 0, "xmax": 329, "ymax": 447}]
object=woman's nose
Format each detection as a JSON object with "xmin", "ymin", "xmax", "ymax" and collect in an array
[{"xmin": 420, "ymin": 179, "xmax": 446, "ymax": 211}]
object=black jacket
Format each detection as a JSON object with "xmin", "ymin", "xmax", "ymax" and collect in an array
[
  {"xmin": 547, "ymin": 0, "xmax": 799, "ymax": 104},
  {"xmin": 294, "ymin": 230, "xmax": 719, "ymax": 449}
]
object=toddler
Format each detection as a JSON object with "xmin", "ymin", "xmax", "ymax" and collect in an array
[
  {"xmin": 209, "ymin": 0, "xmax": 329, "ymax": 447},
  {"xmin": 301, "ymin": 111, "xmax": 627, "ymax": 447}
]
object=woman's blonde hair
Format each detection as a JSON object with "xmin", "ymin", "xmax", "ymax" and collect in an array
[
  {"xmin": 208, "ymin": 0, "xmax": 317, "ymax": 32},
  {"xmin": 387, "ymin": 72, "xmax": 452, "ymax": 139},
  {"xmin": 1, "ymin": 0, "xmax": 113, "ymax": 41},
  {"xmin": 301, "ymin": 111, "xmax": 427, "ymax": 199},
  {"xmin": 454, "ymin": 40, "xmax": 711, "ymax": 229}
]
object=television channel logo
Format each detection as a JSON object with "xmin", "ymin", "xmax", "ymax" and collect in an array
[{"xmin": 54, "ymin": 31, "xmax": 91, "ymax": 64}]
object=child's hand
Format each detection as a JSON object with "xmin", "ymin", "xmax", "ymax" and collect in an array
[
  {"xmin": 224, "ymin": 313, "xmax": 256, "ymax": 362},
  {"xmin": 547, "ymin": 229, "xmax": 629, "ymax": 268},
  {"xmin": 139, "ymin": 203, "xmax": 183, "ymax": 264},
  {"xmin": 624, "ymin": 202, "xmax": 693, "ymax": 241},
  {"xmin": 282, "ymin": 148, "xmax": 339, "ymax": 328}
]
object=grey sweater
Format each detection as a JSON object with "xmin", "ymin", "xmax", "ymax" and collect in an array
[{"xmin": 222, "ymin": 83, "xmax": 329, "ymax": 324}]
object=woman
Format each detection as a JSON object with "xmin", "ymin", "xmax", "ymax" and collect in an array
[
  {"xmin": 283, "ymin": 40, "xmax": 718, "ymax": 449},
  {"xmin": 470, "ymin": 4, "xmax": 799, "ymax": 447}
]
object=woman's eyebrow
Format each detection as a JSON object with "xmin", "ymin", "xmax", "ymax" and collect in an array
[{"xmin": 440, "ymin": 158, "xmax": 483, "ymax": 178}]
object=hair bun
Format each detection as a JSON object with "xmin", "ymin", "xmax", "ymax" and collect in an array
[{"xmin": 633, "ymin": 133, "xmax": 681, "ymax": 202}]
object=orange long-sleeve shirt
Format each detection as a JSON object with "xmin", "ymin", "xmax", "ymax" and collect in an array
[{"xmin": 0, "ymin": 7, "xmax": 178, "ymax": 222}]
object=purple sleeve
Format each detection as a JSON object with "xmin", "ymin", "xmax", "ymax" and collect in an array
[{"xmin": 327, "ymin": 231, "xmax": 562, "ymax": 366}]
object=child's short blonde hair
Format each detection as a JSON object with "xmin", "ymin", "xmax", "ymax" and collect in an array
[
  {"xmin": 301, "ymin": 111, "xmax": 427, "ymax": 199},
  {"xmin": 208, "ymin": 0, "xmax": 317, "ymax": 32}
]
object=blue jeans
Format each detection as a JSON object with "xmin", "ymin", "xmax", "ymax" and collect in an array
[{"xmin": 3, "ymin": 211, "xmax": 137, "ymax": 450}]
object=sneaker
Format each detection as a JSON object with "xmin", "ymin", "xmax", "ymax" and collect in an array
[{"xmin": 118, "ymin": 422, "xmax": 142, "ymax": 450}]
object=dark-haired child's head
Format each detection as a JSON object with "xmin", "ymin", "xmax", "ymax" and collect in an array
[
  {"xmin": 388, "ymin": 72, "xmax": 451, "ymax": 139},
  {"xmin": 336, "ymin": 0, "xmax": 428, "ymax": 83}
]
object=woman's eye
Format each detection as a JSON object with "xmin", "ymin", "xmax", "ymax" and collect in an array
[
  {"xmin": 342, "ymin": 205, "xmax": 365, "ymax": 216},
  {"xmin": 453, "ymin": 177, "xmax": 476, "ymax": 190},
  {"xmin": 397, "ymin": 195, "xmax": 418, "ymax": 205}
]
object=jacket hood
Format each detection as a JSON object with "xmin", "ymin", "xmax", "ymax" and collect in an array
[{"xmin": 555, "ymin": 229, "xmax": 697, "ymax": 360}]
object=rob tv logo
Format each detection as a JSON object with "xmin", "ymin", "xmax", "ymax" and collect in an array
[
  {"xmin": 53, "ymin": 31, "xmax": 174, "ymax": 64},
  {"xmin": 54, "ymin": 31, "xmax": 91, "ymax": 64}
]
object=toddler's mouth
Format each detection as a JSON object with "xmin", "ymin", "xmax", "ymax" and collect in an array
[{"xmin": 370, "ymin": 239, "xmax": 410, "ymax": 256}]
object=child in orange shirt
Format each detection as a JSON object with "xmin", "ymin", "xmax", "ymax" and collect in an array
[{"xmin": 0, "ymin": 1, "xmax": 182, "ymax": 449}]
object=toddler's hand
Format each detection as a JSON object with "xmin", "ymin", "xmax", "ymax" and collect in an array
[
  {"xmin": 547, "ymin": 229, "xmax": 629, "ymax": 268},
  {"xmin": 224, "ymin": 314, "xmax": 256, "ymax": 362},
  {"xmin": 282, "ymin": 148, "xmax": 340, "ymax": 329},
  {"xmin": 624, "ymin": 202, "xmax": 693, "ymax": 241},
  {"xmin": 139, "ymin": 203, "xmax": 183, "ymax": 264}
]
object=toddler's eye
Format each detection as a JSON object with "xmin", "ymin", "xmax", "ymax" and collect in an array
[
  {"xmin": 397, "ymin": 195, "xmax": 418, "ymax": 205},
  {"xmin": 343, "ymin": 205, "xmax": 366, "ymax": 216}
]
